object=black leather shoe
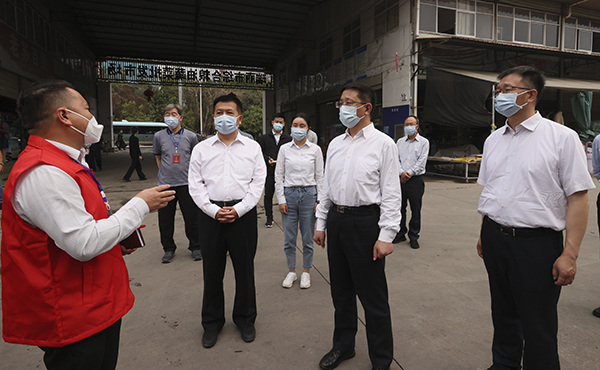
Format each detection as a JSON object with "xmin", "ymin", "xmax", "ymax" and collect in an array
[
  {"xmin": 372, "ymin": 367, "xmax": 390, "ymax": 370},
  {"xmin": 319, "ymin": 349, "xmax": 355, "ymax": 370},
  {"xmin": 593, "ymin": 307, "xmax": 600, "ymax": 318},
  {"xmin": 392, "ymin": 233, "xmax": 406, "ymax": 244},
  {"xmin": 192, "ymin": 249, "xmax": 203, "ymax": 261},
  {"xmin": 162, "ymin": 251, "xmax": 175, "ymax": 263},
  {"xmin": 410, "ymin": 240, "xmax": 420, "ymax": 249},
  {"xmin": 240, "ymin": 325, "xmax": 256, "ymax": 342},
  {"xmin": 202, "ymin": 330, "xmax": 219, "ymax": 348},
  {"xmin": 122, "ymin": 178, "xmax": 131, "ymax": 182}
]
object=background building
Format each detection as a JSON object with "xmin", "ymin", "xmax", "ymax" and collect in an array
[
  {"xmin": 1, "ymin": 0, "xmax": 600, "ymax": 157},
  {"xmin": 274, "ymin": 0, "xmax": 600, "ymax": 153}
]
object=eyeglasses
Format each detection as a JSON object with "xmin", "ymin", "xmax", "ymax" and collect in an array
[
  {"xmin": 164, "ymin": 112, "xmax": 180, "ymax": 117},
  {"xmin": 493, "ymin": 85, "xmax": 530, "ymax": 97},
  {"xmin": 335, "ymin": 100, "xmax": 366, "ymax": 109}
]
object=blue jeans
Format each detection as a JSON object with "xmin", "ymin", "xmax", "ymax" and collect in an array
[{"xmin": 282, "ymin": 186, "xmax": 317, "ymax": 270}]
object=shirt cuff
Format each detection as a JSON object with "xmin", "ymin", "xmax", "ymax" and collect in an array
[
  {"xmin": 316, "ymin": 218, "xmax": 327, "ymax": 231},
  {"xmin": 129, "ymin": 196, "xmax": 151, "ymax": 218},
  {"xmin": 378, "ymin": 228, "xmax": 396, "ymax": 243},
  {"xmin": 233, "ymin": 203, "xmax": 249, "ymax": 219},
  {"xmin": 207, "ymin": 204, "xmax": 221, "ymax": 219}
]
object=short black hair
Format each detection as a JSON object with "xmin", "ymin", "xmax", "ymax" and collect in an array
[
  {"xmin": 213, "ymin": 92, "xmax": 243, "ymax": 114},
  {"xmin": 17, "ymin": 80, "xmax": 76, "ymax": 131},
  {"xmin": 340, "ymin": 83, "xmax": 376, "ymax": 106},
  {"xmin": 131, "ymin": 126, "xmax": 138, "ymax": 134},
  {"xmin": 293, "ymin": 112, "xmax": 311, "ymax": 128},
  {"xmin": 497, "ymin": 65, "xmax": 545, "ymax": 102},
  {"xmin": 406, "ymin": 115, "xmax": 419, "ymax": 125},
  {"xmin": 164, "ymin": 103, "xmax": 183, "ymax": 116},
  {"xmin": 273, "ymin": 113, "xmax": 285, "ymax": 121}
]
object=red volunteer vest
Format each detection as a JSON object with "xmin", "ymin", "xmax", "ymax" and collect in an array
[{"xmin": 1, "ymin": 136, "xmax": 134, "ymax": 347}]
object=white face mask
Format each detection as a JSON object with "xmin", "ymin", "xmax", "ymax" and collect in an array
[
  {"xmin": 404, "ymin": 125, "xmax": 417, "ymax": 136},
  {"xmin": 214, "ymin": 114, "xmax": 239, "ymax": 135},
  {"xmin": 65, "ymin": 109, "xmax": 104, "ymax": 145},
  {"xmin": 495, "ymin": 90, "xmax": 530, "ymax": 117},
  {"xmin": 338, "ymin": 104, "xmax": 366, "ymax": 128},
  {"xmin": 291, "ymin": 127, "xmax": 307, "ymax": 141},
  {"xmin": 164, "ymin": 116, "xmax": 180, "ymax": 129}
]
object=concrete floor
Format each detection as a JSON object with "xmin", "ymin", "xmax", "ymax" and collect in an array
[{"xmin": 1, "ymin": 147, "xmax": 600, "ymax": 370}]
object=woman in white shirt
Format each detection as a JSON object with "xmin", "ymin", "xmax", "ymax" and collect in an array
[{"xmin": 275, "ymin": 113, "xmax": 324, "ymax": 289}]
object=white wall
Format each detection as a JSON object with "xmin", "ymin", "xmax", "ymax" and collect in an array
[
  {"xmin": 275, "ymin": 0, "xmax": 415, "ymax": 111},
  {"xmin": 381, "ymin": 0, "xmax": 412, "ymax": 109}
]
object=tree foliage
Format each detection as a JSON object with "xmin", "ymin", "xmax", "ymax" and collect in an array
[{"xmin": 112, "ymin": 83, "xmax": 264, "ymax": 138}]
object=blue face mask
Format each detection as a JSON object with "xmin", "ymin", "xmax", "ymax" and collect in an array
[
  {"xmin": 339, "ymin": 104, "xmax": 365, "ymax": 128},
  {"xmin": 214, "ymin": 115, "xmax": 238, "ymax": 135},
  {"xmin": 164, "ymin": 116, "xmax": 179, "ymax": 129},
  {"xmin": 273, "ymin": 122, "xmax": 284, "ymax": 132},
  {"xmin": 291, "ymin": 127, "xmax": 307, "ymax": 141},
  {"xmin": 495, "ymin": 91, "xmax": 530, "ymax": 117},
  {"xmin": 404, "ymin": 125, "xmax": 417, "ymax": 137}
]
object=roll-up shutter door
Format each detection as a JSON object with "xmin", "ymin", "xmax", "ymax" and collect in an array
[{"xmin": 0, "ymin": 69, "xmax": 19, "ymax": 99}]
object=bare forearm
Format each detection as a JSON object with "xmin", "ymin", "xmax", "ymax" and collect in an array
[
  {"xmin": 563, "ymin": 191, "xmax": 589, "ymax": 260},
  {"xmin": 155, "ymin": 155, "xmax": 161, "ymax": 170}
]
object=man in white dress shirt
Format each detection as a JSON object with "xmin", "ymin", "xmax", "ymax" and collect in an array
[
  {"xmin": 477, "ymin": 66, "xmax": 594, "ymax": 370},
  {"xmin": 188, "ymin": 93, "xmax": 266, "ymax": 349},
  {"xmin": 592, "ymin": 133, "xmax": 600, "ymax": 318},
  {"xmin": 314, "ymin": 83, "xmax": 401, "ymax": 370},
  {"xmin": 1, "ymin": 80, "xmax": 174, "ymax": 370},
  {"xmin": 394, "ymin": 115, "xmax": 429, "ymax": 249}
]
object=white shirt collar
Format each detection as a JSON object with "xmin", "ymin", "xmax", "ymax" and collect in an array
[
  {"xmin": 502, "ymin": 111, "xmax": 542, "ymax": 134},
  {"xmin": 291, "ymin": 140, "xmax": 312, "ymax": 149},
  {"xmin": 46, "ymin": 139, "xmax": 86, "ymax": 163},
  {"xmin": 404, "ymin": 133, "xmax": 421, "ymax": 142},
  {"xmin": 344, "ymin": 122, "xmax": 374, "ymax": 141},
  {"xmin": 210, "ymin": 131, "xmax": 245, "ymax": 147}
]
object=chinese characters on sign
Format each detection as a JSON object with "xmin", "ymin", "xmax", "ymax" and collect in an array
[
  {"xmin": 0, "ymin": 24, "xmax": 52, "ymax": 80},
  {"xmin": 98, "ymin": 60, "xmax": 273, "ymax": 89}
]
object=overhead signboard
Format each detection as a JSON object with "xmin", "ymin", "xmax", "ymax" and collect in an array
[{"xmin": 97, "ymin": 59, "xmax": 274, "ymax": 90}]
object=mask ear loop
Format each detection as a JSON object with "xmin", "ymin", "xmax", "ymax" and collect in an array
[
  {"xmin": 516, "ymin": 90, "xmax": 532, "ymax": 109},
  {"xmin": 64, "ymin": 108, "xmax": 90, "ymax": 136},
  {"xmin": 356, "ymin": 103, "xmax": 368, "ymax": 120}
]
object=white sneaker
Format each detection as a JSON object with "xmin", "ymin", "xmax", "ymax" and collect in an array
[
  {"xmin": 282, "ymin": 272, "xmax": 297, "ymax": 288},
  {"xmin": 300, "ymin": 272, "xmax": 311, "ymax": 289}
]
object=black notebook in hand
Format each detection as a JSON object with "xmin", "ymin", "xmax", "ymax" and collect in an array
[{"xmin": 121, "ymin": 227, "xmax": 146, "ymax": 249}]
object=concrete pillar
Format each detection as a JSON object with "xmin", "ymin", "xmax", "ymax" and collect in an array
[
  {"xmin": 263, "ymin": 90, "xmax": 275, "ymax": 135},
  {"xmin": 97, "ymin": 82, "xmax": 113, "ymax": 146}
]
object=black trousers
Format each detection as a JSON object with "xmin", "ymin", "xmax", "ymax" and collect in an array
[
  {"xmin": 123, "ymin": 156, "xmax": 145, "ymax": 180},
  {"xmin": 480, "ymin": 217, "xmax": 563, "ymax": 370},
  {"xmin": 158, "ymin": 185, "xmax": 201, "ymax": 252},
  {"xmin": 399, "ymin": 175, "xmax": 424, "ymax": 241},
  {"xmin": 264, "ymin": 174, "xmax": 275, "ymax": 222},
  {"xmin": 199, "ymin": 207, "xmax": 258, "ymax": 333},
  {"xmin": 40, "ymin": 319, "xmax": 121, "ymax": 370},
  {"xmin": 327, "ymin": 206, "xmax": 393, "ymax": 369},
  {"xmin": 596, "ymin": 193, "xmax": 600, "ymax": 230}
]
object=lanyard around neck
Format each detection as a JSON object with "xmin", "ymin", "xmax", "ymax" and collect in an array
[
  {"xmin": 71, "ymin": 158, "xmax": 112, "ymax": 216},
  {"xmin": 168, "ymin": 128, "xmax": 183, "ymax": 152}
]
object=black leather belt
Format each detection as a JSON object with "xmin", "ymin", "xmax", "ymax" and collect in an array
[
  {"xmin": 331, "ymin": 203, "xmax": 379, "ymax": 215},
  {"xmin": 484, "ymin": 216, "xmax": 559, "ymax": 238},
  {"xmin": 210, "ymin": 199, "xmax": 242, "ymax": 207}
]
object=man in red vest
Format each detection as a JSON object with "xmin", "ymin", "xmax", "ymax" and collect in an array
[{"xmin": 1, "ymin": 80, "xmax": 175, "ymax": 370}]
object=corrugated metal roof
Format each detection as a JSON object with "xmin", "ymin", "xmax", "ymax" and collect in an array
[{"xmin": 56, "ymin": 0, "xmax": 327, "ymax": 71}]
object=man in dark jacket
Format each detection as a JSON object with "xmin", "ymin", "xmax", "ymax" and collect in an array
[
  {"xmin": 123, "ymin": 127, "xmax": 147, "ymax": 182},
  {"xmin": 257, "ymin": 113, "xmax": 291, "ymax": 227}
]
